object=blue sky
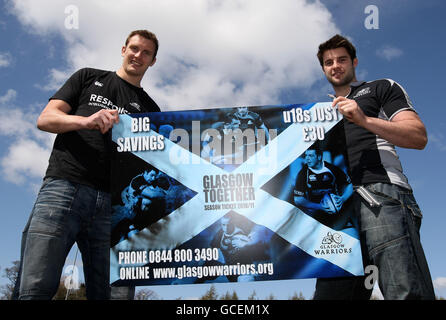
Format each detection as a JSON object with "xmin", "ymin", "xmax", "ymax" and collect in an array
[{"xmin": 0, "ymin": 0, "xmax": 445, "ymax": 299}]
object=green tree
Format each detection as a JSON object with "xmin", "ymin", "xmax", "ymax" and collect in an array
[
  {"xmin": 200, "ymin": 285, "xmax": 219, "ymax": 300},
  {"xmin": 0, "ymin": 261, "xmax": 87, "ymax": 300},
  {"xmin": 0, "ymin": 260, "xmax": 19, "ymax": 300},
  {"xmin": 53, "ymin": 279, "xmax": 87, "ymax": 300},
  {"xmin": 220, "ymin": 290, "xmax": 239, "ymax": 300},
  {"xmin": 266, "ymin": 293, "xmax": 276, "ymax": 300},
  {"xmin": 220, "ymin": 291, "xmax": 232, "ymax": 300},
  {"xmin": 135, "ymin": 289, "xmax": 159, "ymax": 300},
  {"xmin": 290, "ymin": 291, "xmax": 306, "ymax": 300},
  {"xmin": 247, "ymin": 290, "xmax": 258, "ymax": 300}
]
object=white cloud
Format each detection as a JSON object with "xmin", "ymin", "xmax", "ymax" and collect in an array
[
  {"xmin": 0, "ymin": 89, "xmax": 17, "ymax": 104},
  {"xmin": 0, "ymin": 89, "xmax": 54, "ymax": 189},
  {"xmin": 376, "ymin": 45, "xmax": 403, "ymax": 61},
  {"xmin": 434, "ymin": 277, "xmax": 446, "ymax": 289},
  {"xmin": 34, "ymin": 68, "xmax": 72, "ymax": 92},
  {"xmin": 8, "ymin": 0, "xmax": 340, "ymax": 109},
  {"xmin": 2, "ymin": 0, "xmax": 340, "ymax": 187},
  {"xmin": 355, "ymin": 68, "xmax": 369, "ymax": 82},
  {"xmin": 428, "ymin": 132, "xmax": 446, "ymax": 152},
  {"xmin": 1, "ymin": 138, "xmax": 52, "ymax": 185},
  {"xmin": 0, "ymin": 52, "xmax": 12, "ymax": 67},
  {"xmin": 0, "ymin": 90, "xmax": 51, "ymax": 146}
]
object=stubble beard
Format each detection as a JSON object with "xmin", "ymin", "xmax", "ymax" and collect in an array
[
  {"xmin": 125, "ymin": 57, "xmax": 151, "ymax": 79},
  {"xmin": 328, "ymin": 69, "xmax": 356, "ymax": 89},
  {"xmin": 126, "ymin": 65, "xmax": 146, "ymax": 78}
]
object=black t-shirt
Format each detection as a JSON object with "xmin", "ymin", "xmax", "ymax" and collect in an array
[
  {"xmin": 342, "ymin": 79, "xmax": 415, "ymax": 189},
  {"xmin": 294, "ymin": 161, "xmax": 351, "ymax": 203},
  {"xmin": 45, "ymin": 68, "xmax": 160, "ymax": 192}
]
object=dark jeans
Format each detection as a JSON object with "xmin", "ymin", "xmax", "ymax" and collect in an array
[
  {"xmin": 314, "ymin": 183, "xmax": 435, "ymax": 300},
  {"xmin": 13, "ymin": 178, "xmax": 134, "ymax": 300}
]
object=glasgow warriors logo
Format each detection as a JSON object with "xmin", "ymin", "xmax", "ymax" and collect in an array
[
  {"xmin": 314, "ymin": 232, "xmax": 352, "ymax": 256},
  {"xmin": 322, "ymin": 232, "xmax": 342, "ymax": 245}
]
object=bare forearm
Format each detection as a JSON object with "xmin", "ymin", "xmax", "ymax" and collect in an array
[
  {"xmin": 361, "ymin": 116, "xmax": 427, "ymax": 149},
  {"xmin": 334, "ymin": 97, "xmax": 428, "ymax": 150},
  {"xmin": 341, "ymin": 184, "xmax": 354, "ymax": 203},
  {"xmin": 37, "ymin": 99, "xmax": 119, "ymax": 134},
  {"xmin": 37, "ymin": 111, "xmax": 88, "ymax": 134},
  {"xmin": 294, "ymin": 196, "xmax": 322, "ymax": 211}
]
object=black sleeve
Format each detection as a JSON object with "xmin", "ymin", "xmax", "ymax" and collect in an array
[
  {"xmin": 49, "ymin": 68, "xmax": 94, "ymax": 113},
  {"xmin": 224, "ymin": 112, "xmax": 234, "ymax": 123},
  {"xmin": 211, "ymin": 230, "xmax": 223, "ymax": 248},
  {"xmin": 293, "ymin": 167, "xmax": 307, "ymax": 197},
  {"xmin": 377, "ymin": 79, "xmax": 416, "ymax": 120},
  {"xmin": 326, "ymin": 162, "xmax": 351, "ymax": 189},
  {"xmin": 251, "ymin": 112, "xmax": 264, "ymax": 127},
  {"xmin": 130, "ymin": 175, "xmax": 146, "ymax": 194},
  {"xmin": 139, "ymin": 91, "xmax": 161, "ymax": 112}
]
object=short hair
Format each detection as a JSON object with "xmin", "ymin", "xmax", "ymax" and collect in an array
[
  {"xmin": 143, "ymin": 168, "xmax": 157, "ymax": 175},
  {"xmin": 154, "ymin": 173, "xmax": 170, "ymax": 190},
  {"xmin": 125, "ymin": 29, "xmax": 159, "ymax": 58},
  {"xmin": 155, "ymin": 176, "xmax": 170, "ymax": 190},
  {"xmin": 317, "ymin": 34, "xmax": 356, "ymax": 67},
  {"xmin": 306, "ymin": 143, "xmax": 322, "ymax": 157}
]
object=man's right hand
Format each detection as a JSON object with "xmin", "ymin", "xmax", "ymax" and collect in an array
[
  {"xmin": 37, "ymin": 99, "xmax": 120, "ymax": 134},
  {"xmin": 82, "ymin": 109, "xmax": 119, "ymax": 134}
]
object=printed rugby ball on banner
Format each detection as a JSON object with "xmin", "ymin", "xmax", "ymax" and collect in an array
[{"xmin": 321, "ymin": 193, "xmax": 340, "ymax": 214}]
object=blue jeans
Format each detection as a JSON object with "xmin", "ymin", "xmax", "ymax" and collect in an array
[
  {"xmin": 314, "ymin": 183, "xmax": 435, "ymax": 300},
  {"xmin": 14, "ymin": 177, "xmax": 113, "ymax": 300}
]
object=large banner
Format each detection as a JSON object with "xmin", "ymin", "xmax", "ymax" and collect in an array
[{"xmin": 110, "ymin": 103, "xmax": 364, "ymax": 287}]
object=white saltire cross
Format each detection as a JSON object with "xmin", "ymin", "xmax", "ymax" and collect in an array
[{"xmin": 110, "ymin": 103, "xmax": 363, "ymax": 283}]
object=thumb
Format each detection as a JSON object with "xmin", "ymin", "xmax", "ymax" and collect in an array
[{"xmin": 110, "ymin": 109, "xmax": 120, "ymax": 123}]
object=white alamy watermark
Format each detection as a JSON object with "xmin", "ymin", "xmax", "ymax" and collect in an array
[
  {"xmin": 364, "ymin": 5, "xmax": 379, "ymax": 30},
  {"xmin": 63, "ymin": 264, "xmax": 80, "ymax": 290},
  {"xmin": 64, "ymin": 5, "xmax": 79, "ymax": 30},
  {"xmin": 364, "ymin": 264, "xmax": 379, "ymax": 290}
]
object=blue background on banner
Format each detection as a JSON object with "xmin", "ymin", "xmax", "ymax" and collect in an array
[
  {"xmin": 1, "ymin": 1, "xmax": 446, "ymax": 299},
  {"xmin": 110, "ymin": 104, "xmax": 361, "ymax": 286}
]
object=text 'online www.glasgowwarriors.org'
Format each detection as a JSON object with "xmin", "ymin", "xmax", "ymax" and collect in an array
[{"xmin": 150, "ymin": 262, "xmax": 274, "ymax": 280}]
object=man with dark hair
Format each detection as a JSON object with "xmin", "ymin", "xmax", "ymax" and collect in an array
[
  {"xmin": 112, "ymin": 170, "xmax": 170, "ymax": 246},
  {"xmin": 14, "ymin": 30, "xmax": 160, "ymax": 300},
  {"xmin": 316, "ymin": 34, "xmax": 356, "ymax": 68},
  {"xmin": 225, "ymin": 106, "xmax": 270, "ymax": 142},
  {"xmin": 125, "ymin": 29, "xmax": 159, "ymax": 58},
  {"xmin": 223, "ymin": 107, "xmax": 271, "ymax": 163},
  {"xmin": 209, "ymin": 215, "xmax": 269, "ymax": 282},
  {"xmin": 294, "ymin": 145, "xmax": 353, "ymax": 223},
  {"xmin": 314, "ymin": 34, "xmax": 435, "ymax": 300}
]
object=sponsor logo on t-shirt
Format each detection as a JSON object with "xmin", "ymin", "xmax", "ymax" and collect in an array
[
  {"xmin": 130, "ymin": 102, "xmax": 141, "ymax": 111},
  {"xmin": 353, "ymin": 87, "xmax": 371, "ymax": 99},
  {"xmin": 88, "ymin": 94, "xmax": 129, "ymax": 114}
]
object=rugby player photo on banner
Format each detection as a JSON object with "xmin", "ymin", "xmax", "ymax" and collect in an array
[
  {"xmin": 109, "ymin": 103, "xmax": 364, "ymax": 287},
  {"xmin": 4, "ymin": 0, "xmax": 443, "ymax": 309}
]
